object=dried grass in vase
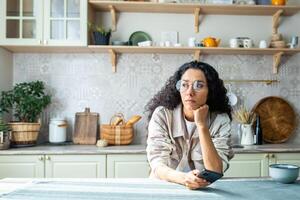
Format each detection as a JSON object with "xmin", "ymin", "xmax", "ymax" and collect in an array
[{"xmin": 233, "ymin": 105, "xmax": 256, "ymax": 125}]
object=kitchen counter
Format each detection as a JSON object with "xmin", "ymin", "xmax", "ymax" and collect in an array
[
  {"xmin": 0, "ymin": 143, "xmax": 300, "ymax": 155},
  {"xmin": 0, "ymin": 178, "xmax": 299, "ymax": 200}
]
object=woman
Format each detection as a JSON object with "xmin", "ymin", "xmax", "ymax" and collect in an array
[{"xmin": 145, "ymin": 61, "xmax": 234, "ymax": 190}]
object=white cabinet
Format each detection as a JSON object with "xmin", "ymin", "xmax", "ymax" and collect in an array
[
  {"xmin": 0, "ymin": 154, "xmax": 106, "ymax": 179},
  {"xmin": 0, "ymin": 155, "xmax": 44, "ymax": 178},
  {"xmin": 0, "ymin": 0, "xmax": 87, "ymax": 46},
  {"xmin": 224, "ymin": 153, "xmax": 269, "ymax": 177},
  {"xmin": 45, "ymin": 155, "xmax": 106, "ymax": 178},
  {"xmin": 107, "ymin": 154, "xmax": 150, "ymax": 178},
  {"xmin": 224, "ymin": 153, "xmax": 300, "ymax": 178}
]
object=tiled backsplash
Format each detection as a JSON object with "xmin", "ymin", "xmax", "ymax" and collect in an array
[{"xmin": 13, "ymin": 53, "xmax": 300, "ymax": 144}]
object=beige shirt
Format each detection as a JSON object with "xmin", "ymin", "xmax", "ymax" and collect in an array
[{"xmin": 146, "ymin": 104, "xmax": 234, "ymax": 178}]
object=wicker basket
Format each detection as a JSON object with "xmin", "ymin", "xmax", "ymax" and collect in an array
[
  {"xmin": 100, "ymin": 113, "xmax": 134, "ymax": 145},
  {"xmin": 8, "ymin": 122, "xmax": 41, "ymax": 147}
]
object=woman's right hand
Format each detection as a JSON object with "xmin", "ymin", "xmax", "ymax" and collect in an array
[{"xmin": 183, "ymin": 169, "xmax": 210, "ymax": 190}]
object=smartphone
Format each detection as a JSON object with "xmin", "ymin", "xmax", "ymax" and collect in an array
[{"xmin": 198, "ymin": 169, "xmax": 223, "ymax": 183}]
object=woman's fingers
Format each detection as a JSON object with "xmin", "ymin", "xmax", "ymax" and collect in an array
[{"xmin": 184, "ymin": 171, "xmax": 210, "ymax": 189}]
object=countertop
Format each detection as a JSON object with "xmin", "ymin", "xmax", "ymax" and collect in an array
[
  {"xmin": 0, "ymin": 178, "xmax": 299, "ymax": 200},
  {"xmin": 0, "ymin": 143, "xmax": 300, "ymax": 155}
]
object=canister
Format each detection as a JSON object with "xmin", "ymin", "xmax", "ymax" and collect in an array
[{"xmin": 49, "ymin": 118, "xmax": 67, "ymax": 143}]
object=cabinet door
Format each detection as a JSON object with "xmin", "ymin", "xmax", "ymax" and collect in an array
[
  {"xmin": 107, "ymin": 154, "xmax": 150, "ymax": 178},
  {"xmin": 43, "ymin": 0, "xmax": 87, "ymax": 46},
  {"xmin": 271, "ymin": 153, "xmax": 300, "ymax": 176},
  {"xmin": 45, "ymin": 155, "xmax": 106, "ymax": 178},
  {"xmin": 0, "ymin": 0, "xmax": 43, "ymax": 45},
  {"xmin": 0, "ymin": 155, "xmax": 44, "ymax": 178},
  {"xmin": 224, "ymin": 153, "xmax": 269, "ymax": 177}
]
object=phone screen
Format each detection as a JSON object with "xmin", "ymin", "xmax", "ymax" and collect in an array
[{"xmin": 198, "ymin": 169, "xmax": 223, "ymax": 183}]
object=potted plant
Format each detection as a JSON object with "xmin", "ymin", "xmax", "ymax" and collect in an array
[
  {"xmin": 0, "ymin": 115, "xmax": 11, "ymax": 150},
  {"xmin": 88, "ymin": 22, "xmax": 111, "ymax": 45},
  {"xmin": 0, "ymin": 81, "xmax": 51, "ymax": 147}
]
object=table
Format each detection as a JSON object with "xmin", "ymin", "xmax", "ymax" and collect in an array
[{"xmin": 0, "ymin": 178, "xmax": 299, "ymax": 200}]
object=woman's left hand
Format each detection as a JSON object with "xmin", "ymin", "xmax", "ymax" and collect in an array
[{"xmin": 193, "ymin": 104, "xmax": 209, "ymax": 127}]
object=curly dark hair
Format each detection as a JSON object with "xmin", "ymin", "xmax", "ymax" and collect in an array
[{"xmin": 145, "ymin": 60, "xmax": 232, "ymax": 121}]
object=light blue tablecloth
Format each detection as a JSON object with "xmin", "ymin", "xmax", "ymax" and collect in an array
[{"xmin": 0, "ymin": 178, "xmax": 299, "ymax": 200}]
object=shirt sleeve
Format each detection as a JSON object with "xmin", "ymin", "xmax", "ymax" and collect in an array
[
  {"xmin": 210, "ymin": 114, "xmax": 234, "ymax": 173},
  {"xmin": 146, "ymin": 107, "xmax": 175, "ymax": 177}
]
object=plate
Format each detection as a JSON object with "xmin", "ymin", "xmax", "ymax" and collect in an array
[
  {"xmin": 251, "ymin": 96, "xmax": 296, "ymax": 144},
  {"xmin": 128, "ymin": 31, "xmax": 152, "ymax": 46}
]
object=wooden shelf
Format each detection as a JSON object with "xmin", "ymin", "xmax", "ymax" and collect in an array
[
  {"xmin": 89, "ymin": 1, "xmax": 300, "ymax": 15},
  {"xmin": 2, "ymin": 45, "xmax": 300, "ymax": 73}
]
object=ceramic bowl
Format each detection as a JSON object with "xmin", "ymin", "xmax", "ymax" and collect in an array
[{"xmin": 269, "ymin": 164, "xmax": 299, "ymax": 184}]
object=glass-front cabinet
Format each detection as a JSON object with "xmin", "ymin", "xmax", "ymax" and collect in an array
[{"xmin": 0, "ymin": 0, "xmax": 87, "ymax": 46}]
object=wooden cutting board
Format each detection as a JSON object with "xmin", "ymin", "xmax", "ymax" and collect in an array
[
  {"xmin": 73, "ymin": 108, "xmax": 99, "ymax": 145},
  {"xmin": 252, "ymin": 96, "xmax": 296, "ymax": 144}
]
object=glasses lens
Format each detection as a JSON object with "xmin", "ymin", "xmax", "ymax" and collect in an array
[{"xmin": 193, "ymin": 80, "xmax": 205, "ymax": 91}]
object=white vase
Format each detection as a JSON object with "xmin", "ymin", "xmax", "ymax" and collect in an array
[{"xmin": 240, "ymin": 124, "xmax": 254, "ymax": 145}]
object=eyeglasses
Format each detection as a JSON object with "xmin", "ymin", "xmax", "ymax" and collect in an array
[{"xmin": 176, "ymin": 80, "xmax": 206, "ymax": 93}]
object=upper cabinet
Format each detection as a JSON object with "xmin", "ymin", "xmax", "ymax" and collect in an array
[{"xmin": 0, "ymin": 0, "xmax": 87, "ymax": 46}]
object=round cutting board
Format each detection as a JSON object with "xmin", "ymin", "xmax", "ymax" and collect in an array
[{"xmin": 252, "ymin": 96, "xmax": 296, "ymax": 144}]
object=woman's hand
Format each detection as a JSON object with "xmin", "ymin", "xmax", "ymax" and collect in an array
[
  {"xmin": 193, "ymin": 104, "xmax": 209, "ymax": 127},
  {"xmin": 183, "ymin": 169, "xmax": 210, "ymax": 190}
]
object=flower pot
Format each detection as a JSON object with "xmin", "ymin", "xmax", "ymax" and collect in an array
[
  {"xmin": 93, "ymin": 32, "xmax": 111, "ymax": 45},
  {"xmin": 8, "ymin": 122, "xmax": 41, "ymax": 147},
  {"xmin": 0, "ymin": 131, "xmax": 11, "ymax": 150}
]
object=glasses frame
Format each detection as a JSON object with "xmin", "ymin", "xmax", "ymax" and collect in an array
[{"xmin": 175, "ymin": 80, "xmax": 206, "ymax": 93}]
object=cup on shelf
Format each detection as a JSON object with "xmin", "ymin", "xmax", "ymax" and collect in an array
[
  {"xmin": 229, "ymin": 38, "xmax": 239, "ymax": 48},
  {"xmin": 259, "ymin": 40, "xmax": 268, "ymax": 48},
  {"xmin": 243, "ymin": 39, "xmax": 253, "ymax": 48},
  {"xmin": 289, "ymin": 36, "xmax": 299, "ymax": 49},
  {"xmin": 188, "ymin": 37, "xmax": 196, "ymax": 47}
]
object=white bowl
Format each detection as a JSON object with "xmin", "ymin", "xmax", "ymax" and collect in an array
[{"xmin": 269, "ymin": 164, "xmax": 299, "ymax": 184}]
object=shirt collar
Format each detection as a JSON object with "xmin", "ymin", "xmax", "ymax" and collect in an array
[{"xmin": 172, "ymin": 104, "xmax": 185, "ymax": 138}]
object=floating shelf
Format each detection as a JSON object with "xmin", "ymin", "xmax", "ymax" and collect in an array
[
  {"xmin": 2, "ymin": 45, "xmax": 300, "ymax": 73},
  {"xmin": 89, "ymin": 1, "xmax": 300, "ymax": 15}
]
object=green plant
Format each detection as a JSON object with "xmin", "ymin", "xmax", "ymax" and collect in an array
[
  {"xmin": 88, "ymin": 22, "xmax": 111, "ymax": 36},
  {"xmin": 0, "ymin": 81, "xmax": 51, "ymax": 123}
]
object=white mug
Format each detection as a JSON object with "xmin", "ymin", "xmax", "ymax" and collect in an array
[
  {"xmin": 229, "ymin": 38, "xmax": 239, "ymax": 48},
  {"xmin": 188, "ymin": 37, "xmax": 196, "ymax": 47},
  {"xmin": 243, "ymin": 39, "xmax": 253, "ymax": 48},
  {"xmin": 259, "ymin": 40, "xmax": 267, "ymax": 48}
]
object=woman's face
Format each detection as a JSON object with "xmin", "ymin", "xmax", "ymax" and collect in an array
[{"xmin": 178, "ymin": 68, "xmax": 208, "ymax": 111}]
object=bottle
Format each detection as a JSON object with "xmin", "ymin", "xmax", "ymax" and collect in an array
[{"xmin": 255, "ymin": 115, "xmax": 263, "ymax": 145}]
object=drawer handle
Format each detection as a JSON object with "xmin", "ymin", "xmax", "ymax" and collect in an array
[
  {"xmin": 38, "ymin": 156, "xmax": 44, "ymax": 161},
  {"xmin": 46, "ymin": 156, "xmax": 51, "ymax": 161}
]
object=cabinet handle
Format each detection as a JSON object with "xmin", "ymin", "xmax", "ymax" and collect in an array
[
  {"xmin": 271, "ymin": 154, "xmax": 275, "ymax": 158},
  {"xmin": 265, "ymin": 154, "xmax": 269, "ymax": 158},
  {"xmin": 38, "ymin": 156, "xmax": 44, "ymax": 161},
  {"xmin": 46, "ymin": 156, "xmax": 51, "ymax": 161}
]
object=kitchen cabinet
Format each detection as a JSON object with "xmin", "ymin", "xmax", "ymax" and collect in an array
[
  {"xmin": 0, "ymin": 155, "xmax": 44, "ymax": 178},
  {"xmin": 0, "ymin": 0, "xmax": 87, "ymax": 46},
  {"xmin": 0, "ymin": 154, "xmax": 106, "ymax": 178},
  {"xmin": 224, "ymin": 153, "xmax": 300, "ymax": 178},
  {"xmin": 45, "ymin": 155, "xmax": 106, "ymax": 178},
  {"xmin": 107, "ymin": 154, "xmax": 150, "ymax": 178}
]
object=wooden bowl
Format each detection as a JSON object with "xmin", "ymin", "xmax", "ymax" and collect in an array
[{"xmin": 252, "ymin": 96, "xmax": 296, "ymax": 144}]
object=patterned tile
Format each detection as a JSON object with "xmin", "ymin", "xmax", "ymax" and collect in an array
[{"xmin": 13, "ymin": 53, "xmax": 300, "ymax": 144}]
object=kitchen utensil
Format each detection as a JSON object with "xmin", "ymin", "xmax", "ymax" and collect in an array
[
  {"xmin": 269, "ymin": 164, "xmax": 299, "ymax": 184},
  {"xmin": 252, "ymin": 96, "xmax": 296, "ymax": 143},
  {"xmin": 129, "ymin": 31, "xmax": 152, "ymax": 46},
  {"xmin": 226, "ymin": 84, "xmax": 238, "ymax": 106},
  {"xmin": 73, "ymin": 108, "xmax": 99, "ymax": 145},
  {"xmin": 49, "ymin": 118, "xmax": 67, "ymax": 143}
]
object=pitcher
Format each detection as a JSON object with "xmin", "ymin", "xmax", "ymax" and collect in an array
[{"xmin": 240, "ymin": 124, "xmax": 254, "ymax": 145}]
